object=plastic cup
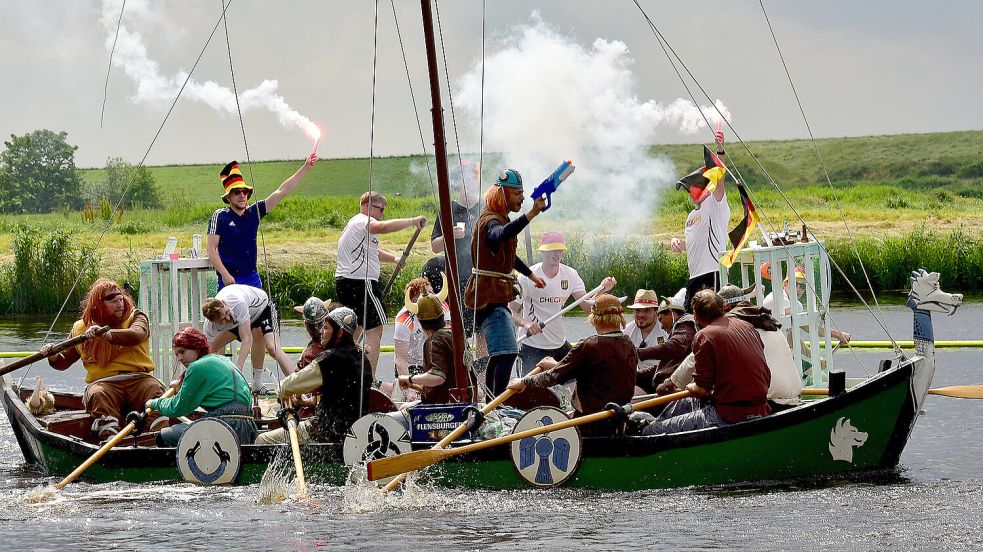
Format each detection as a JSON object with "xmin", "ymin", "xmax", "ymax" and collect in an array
[{"xmin": 169, "ymin": 253, "xmax": 180, "ymax": 260}]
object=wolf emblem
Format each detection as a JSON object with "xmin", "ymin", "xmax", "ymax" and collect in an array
[{"xmin": 828, "ymin": 417, "xmax": 869, "ymax": 463}]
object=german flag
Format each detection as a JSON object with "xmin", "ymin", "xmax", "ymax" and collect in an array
[
  {"xmin": 720, "ymin": 181, "xmax": 760, "ymax": 268},
  {"xmin": 676, "ymin": 146, "xmax": 727, "ymax": 204}
]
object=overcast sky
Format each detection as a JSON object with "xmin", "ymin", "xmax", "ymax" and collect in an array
[{"xmin": 1, "ymin": 0, "xmax": 981, "ymax": 168}]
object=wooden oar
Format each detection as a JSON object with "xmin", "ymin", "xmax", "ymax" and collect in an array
[
  {"xmin": 517, "ymin": 283, "xmax": 605, "ymax": 344},
  {"xmin": 53, "ymin": 386, "xmax": 175, "ymax": 490},
  {"xmin": 382, "ymin": 225, "xmax": 425, "ymax": 297},
  {"xmin": 0, "ymin": 326, "xmax": 109, "ymax": 377},
  {"xmin": 381, "ymin": 364, "xmax": 546, "ymax": 493},
  {"xmin": 801, "ymin": 385, "xmax": 983, "ymax": 399},
  {"xmin": 283, "ymin": 398, "xmax": 308, "ymax": 498},
  {"xmin": 367, "ymin": 389, "xmax": 692, "ymax": 481}
]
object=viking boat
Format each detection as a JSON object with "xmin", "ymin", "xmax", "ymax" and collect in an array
[{"xmin": 1, "ymin": 268, "xmax": 964, "ymax": 490}]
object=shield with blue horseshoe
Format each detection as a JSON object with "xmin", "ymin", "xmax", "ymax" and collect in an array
[
  {"xmin": 509, "ymin": 406, "xmax": 583, "ymax": 488},
  {"xmin": 176, "ymin": 418, "xmax": 241, "ymax": 485}
]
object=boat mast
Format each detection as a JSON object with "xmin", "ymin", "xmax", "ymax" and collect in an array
[{"xmin": 420, "ymin": 0, "xmax": 471, "ymax": 402}]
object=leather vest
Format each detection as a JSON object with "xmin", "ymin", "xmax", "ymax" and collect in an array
[{"xmin": 463, "ymin": 208, "xmax": 519, "ymax": 310}]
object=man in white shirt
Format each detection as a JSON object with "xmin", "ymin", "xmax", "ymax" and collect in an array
[
  {"xmin": 201, "ymin": 284, "xmax": 295, "ymax": 391},
  {"xmin": 670, "ymin": 130, "xmax": 730, "ymax": 312},
  {"xmin": 510, "ymin": 232, "xmax": 615, "ymax": 375},
  {"xmin": 335, "ymin": 191, "xmax": 426, "ymax": 376},
  {"xmin": 623, "ymin": 289, "xmax": 669, "ymax": 390}
]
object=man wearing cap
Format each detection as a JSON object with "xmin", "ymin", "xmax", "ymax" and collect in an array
[
  {"xmin": 335, "ymin": 191, "xmax": 427, "ymax": 377},
  {"xmin": 256, "ymin": 306, "xmax": 372, "ymax": 444},
  {"xmin": 636, "ymin": 295, "xmax": 697, "ymax": 395},
  {"xmin": 393, "ymin": 277, "xmax": 451, "ymax": 401},
  {"xmin": 464, "ymin": 168, "xmax": 548, "ymax": 397},
  {"xmin": 207, "ymin": 154, "xmax": 317, "ymax": 291},
  {"xmin": 201, "ymin": 284, "xmax": 296, "ymax": 392},
  {"xmin": 510, "ymin": 231, "xmax": 616, "ymax": 375},
  {"xmin": 643, "ymin": 289, "xmax": 770, "ymax": 435},
  {"xmin": 624, "ymin": 289, "xmax": 668, "ymax": 390},
  {"xmin": 397, "ymin": 285, "xmax": 475, "ymax": 404},
  {"xmin": 670, "ymin": 131, "xmax": 730, "ymax": 312},
  {"xmin": 508, "ymin": 294, "xmax": 637, "ymax": 436}
]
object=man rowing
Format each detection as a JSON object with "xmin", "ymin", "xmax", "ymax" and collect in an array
[
  {"xmin": 510, "ymin": 231, "xmax": 616, "ymax": 375},
  {"xmin": 637, "ymin": 295, "xmax": 696, "ymax": 396},
  {"xmin": 507, "ymin": 294, "xmax": 637, "ymax": 436},
  {"xmin": 255, "ymin": 307, "xmax": 372, "ymax": 444},
  {"xmin": 207, "ymin": 154, "xmax": 317, "ymax": 290},
  {"xmin": 643, "ymin": 289, "xmax": 770, "ymax": 435},
  {"xmin": 41, "ymin": 279, "xmax": 165, "ymax": 442},
  {"xmin": 393, "ymin": 277, "xmax": 450, "ymax": 401},
  {"xmin": 201, "ymin": 284, "xmax": 295, "ymax": 391},
  {"xmin": 335, "ymin": 191, "xmax": 426, "ymax": 377},
  {"xmin": 464, "ymin": 169, "xmax": 548, "ymax": 397}
]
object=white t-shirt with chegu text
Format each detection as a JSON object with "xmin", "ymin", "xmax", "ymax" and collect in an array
[{"xmin": 516, "ymin": 263, "xmax": 587, "ymax": 350}]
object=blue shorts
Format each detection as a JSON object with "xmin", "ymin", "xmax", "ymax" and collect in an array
[
  {"xmin": 477, "ymin": 304, "xmax": 518, "ymax": 357},
  {"xmin": 217, "ymin": 271, "xmax": 263, "ymax": 291}
]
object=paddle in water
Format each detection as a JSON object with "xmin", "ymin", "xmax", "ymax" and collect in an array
[{"xmin": 367, "ymin": 389, "xmax": 692, "ymax": 481}]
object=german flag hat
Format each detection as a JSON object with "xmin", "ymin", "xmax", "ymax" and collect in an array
[{"xmin": 220, "ymin": 161, "xmax": 253, "ymax": 203}]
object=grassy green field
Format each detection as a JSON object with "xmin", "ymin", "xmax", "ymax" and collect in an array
[{"xmin": 2, "ymin": 129, "xmax": 982, "ymax": 314}]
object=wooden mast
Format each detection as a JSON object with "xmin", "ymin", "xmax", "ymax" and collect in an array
[{"xmin": 420, "ymin": 0, "xmax": 471, "ymax": 402}]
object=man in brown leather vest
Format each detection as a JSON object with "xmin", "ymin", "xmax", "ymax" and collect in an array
[{"xmin": 463, "ymin": 168, "xmax": 547, "ymax": 396}]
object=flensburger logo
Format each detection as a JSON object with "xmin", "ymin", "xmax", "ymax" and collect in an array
[{"xmin": 425, "ymin": 412, "xmax": 455, "ymax": 423}]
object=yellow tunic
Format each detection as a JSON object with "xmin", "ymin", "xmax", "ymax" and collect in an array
[{"xmin": 71, "ymin": 310, "xmax": 155, "ymax": 383}]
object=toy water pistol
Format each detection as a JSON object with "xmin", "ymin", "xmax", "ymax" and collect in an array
[{"xmin": 530, "ymin": 160, "xmax": 575, "ymax": 212}]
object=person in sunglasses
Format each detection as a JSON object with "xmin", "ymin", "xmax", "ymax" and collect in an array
[{"xmin": 207, "ymin": 154, "xmax": 317, "ymax": 291}]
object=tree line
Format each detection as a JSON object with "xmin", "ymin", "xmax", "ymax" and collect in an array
[{"xmin": 0, "ymin": 129, "xmax": 163, "ymax": 213}]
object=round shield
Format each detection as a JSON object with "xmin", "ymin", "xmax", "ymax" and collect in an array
[
  {"xmin": 176, "ymin": 418, "xmax": 242, "ymax": 485},
  {"xmin": 343, "ymin": 413, "xmax": 413, "ymax": 467},
  {"xmin": 509, "ymin": 406, "xmax": 583, "ymax": 488}
]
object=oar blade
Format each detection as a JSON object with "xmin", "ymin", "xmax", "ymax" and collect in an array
[
  {"xmin": 367, "ymin": 448, "xmax": 450, "ymax": 481},
  {"xmin": 928, "ymin": 385, "xmax": 983, "ymax": 399}
]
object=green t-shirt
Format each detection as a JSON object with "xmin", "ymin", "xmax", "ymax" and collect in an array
[{"xmin": 150, "ymin": 354, "xmax": 252, "ymax": 417}]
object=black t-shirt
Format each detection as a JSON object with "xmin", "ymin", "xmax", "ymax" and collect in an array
[
  {"xmin": 431, "ymin": 200, "xmax": 482, "ymax": 290},
  {"xmin": 313, "ymin": 345, "xmax": 372, "ymax": 442}
]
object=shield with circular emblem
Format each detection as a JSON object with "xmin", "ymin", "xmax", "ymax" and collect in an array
[
  {"xmin": 176, "ymin": 418, "xmax": 242, "ymax": 485},
  {"xmin": 343, "ymin": 413, "xmax": 413, "ymax": 467},
  {"xmin": 510, "ymin": 406, "xmax": 583, "ymax": 488}
]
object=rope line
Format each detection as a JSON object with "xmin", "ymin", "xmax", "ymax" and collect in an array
[
  {"xmin": 21, "ymin": 1, "xmax": 237, "ymax": 386},
  {"xmin": 100, "ymin": 0, "xmax": 126, "ymax": 128}
]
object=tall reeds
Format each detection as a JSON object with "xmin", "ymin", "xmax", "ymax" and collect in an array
[{"xmin": 0, "ymin": 225, "xmax": 100, "ymax": 314}]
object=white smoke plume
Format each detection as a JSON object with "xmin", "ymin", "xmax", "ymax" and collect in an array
[
  {"xmin": 99, "ymin": 0, "xmax": 318, "ymax": 139},
  {"xmin": 454, "ymin": 13, "xmax": 731, "ymax": 236}
]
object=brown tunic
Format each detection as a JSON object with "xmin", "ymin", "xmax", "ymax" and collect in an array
[
  {"xmin": 637, "ymin": 314, "xmax": 697, "ymax": 393},
  {"xmin": 526, "ymin": 332, "xmax": 637, "ymax": 419},
  {"xmin": 463, "ymin": 207, "xmax": 519, "ymax": 310},
  {"xmin": 692, "ymin": 316, "xmax": 771, "ymax": 423},
  {"xmin": 421, "ymin": 328, "xmax": 460, "ymax": 404}
]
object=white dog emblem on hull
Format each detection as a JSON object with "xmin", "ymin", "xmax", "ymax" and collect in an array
[{"xmin": 829, "ymin": 417, "xmax": 869, "ymax": 463}]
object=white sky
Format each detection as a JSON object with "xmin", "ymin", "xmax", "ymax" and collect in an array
[{"xmin": 1, "ymin": 0, "xmax": 981, "ymax": 168}]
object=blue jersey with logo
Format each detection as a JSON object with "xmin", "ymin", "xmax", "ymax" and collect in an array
[{"xmin": 207, "ymin": 200, "xmax": 267, "ymax": 286}]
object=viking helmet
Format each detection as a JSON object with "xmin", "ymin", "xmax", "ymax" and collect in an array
[
  {"xmin": 295, "ymin": 297, "xmax": 329, "ymax": 325},
  {"xmin": 405, "ymin": 272, "xmax": 449, "ymax": 329},
  {"xmin": 327, "ymin": 307, "xmax": 358, "ymax": 335},
  {"xmin": 496, "ymin": 168, "xmax": 523, "ymax": 189}
]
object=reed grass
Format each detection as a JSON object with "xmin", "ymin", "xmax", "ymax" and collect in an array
[{"xmin": 0, "ymin": 225, "xmax": 100, "ymax": 314}]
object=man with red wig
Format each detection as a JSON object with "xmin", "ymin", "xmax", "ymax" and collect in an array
[
  {"xmin": 149, "ymin": 327, "xmax": 257, "ymax": 447},
  {"xmin": 42, "ymin": 279, "xmax": 164, "ymax": 441},
  {"xmin": 463, "ymin": 169, "xmax": 548, "ymax": 397}
]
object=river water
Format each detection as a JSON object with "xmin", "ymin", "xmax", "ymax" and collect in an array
[{"xmin": 1, "ymin": 303, "xmax": 981, "ymax": 550}]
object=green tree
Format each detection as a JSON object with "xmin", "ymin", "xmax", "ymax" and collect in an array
[
  {"xmin": 84, "ymin": 157, "xmax": 163, "ymax": 210},
  {"xmin": 0, "ymin": 129, "xmax": 84, "ymax": 213}
]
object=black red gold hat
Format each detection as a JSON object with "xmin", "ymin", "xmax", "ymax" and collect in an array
[{"xmin": 220, "ymin": 161, "xmax": 253, "ymax": 203}]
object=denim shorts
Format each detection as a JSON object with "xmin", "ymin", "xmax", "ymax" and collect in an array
[{"xmin": 476, "ymin": 304, "xmax": 518, "ymax": 357}]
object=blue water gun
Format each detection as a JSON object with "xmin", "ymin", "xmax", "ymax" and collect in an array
[{"xmin": 530, "ymin": 160, "xmax": 575, "ymax": 212}]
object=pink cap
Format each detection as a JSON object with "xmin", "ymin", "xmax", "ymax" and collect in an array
[{"xmin": 538, "ymin": 232, "xmax": 567, "ymax": 251}]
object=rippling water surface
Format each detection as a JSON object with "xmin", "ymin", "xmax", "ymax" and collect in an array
[{"xmin": 1, "ymin": 304, "xmax": 982, "ymax": 550}]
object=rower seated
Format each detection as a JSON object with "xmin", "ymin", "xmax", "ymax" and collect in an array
[
  {"xmin": 150, "ymin": 328, "xmax": 257, "ymax": 446},
  {"xmin": 507, "ymin": 294, "xmax": 636, "ymax": 437},
  {"xmin": 41, "ymin": 279, "xmax": 165, "ymax": 442},
  {"xmin": 255, "ymin": 307, "xmax": 372, "ymax": 445}
]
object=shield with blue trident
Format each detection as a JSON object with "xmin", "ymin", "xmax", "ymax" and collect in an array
[{"xmin": 510, "ymin": 406, "xmax": 583, "ymax": 488}]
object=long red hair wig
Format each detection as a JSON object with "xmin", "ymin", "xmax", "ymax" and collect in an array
[
  {"xmin": 483, "ymin": 185, "xmax": 509, "ymax": 214},
  {"xmin": 80, "ymin": 279, "xmax": 136, "ymax": 365}
]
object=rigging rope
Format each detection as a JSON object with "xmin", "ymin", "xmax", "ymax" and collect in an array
[
  {"xmin": 22, "ymin": 0, "xmax": 238, "ymax": 386},
  {"xmin": 220, "ymin": 0, "xmax": 282, "ymax": 394},
  {"xmin": 629, "ymin": 0, "xmax": 900, "ymax": 365},
  {"xmin": 100, "ymin": 0, "xmax": 126, "ymax": 129}
]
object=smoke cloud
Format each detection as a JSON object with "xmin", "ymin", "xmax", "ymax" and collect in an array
[
  {"xmin": 454, "ymin": 13, "xmax": 731, "ymax": 235},
  {"xmin": 99, "ymin": 0, "xmax": 318, "ymax": 139}
]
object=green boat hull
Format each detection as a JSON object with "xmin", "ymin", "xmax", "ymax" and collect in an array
[{"xmin": 2, "ymin": 356, "xmax": 925, "ymax": 491}]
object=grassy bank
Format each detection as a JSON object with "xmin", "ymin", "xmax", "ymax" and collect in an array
[{"xmin": 2, "ymin": 130, "xmax": 983, "ymax": 314}]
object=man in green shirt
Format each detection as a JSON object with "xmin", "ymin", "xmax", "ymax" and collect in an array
[{"xmin": 149, "ymin": 328, "xmax": 257, "ymax": 447}]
